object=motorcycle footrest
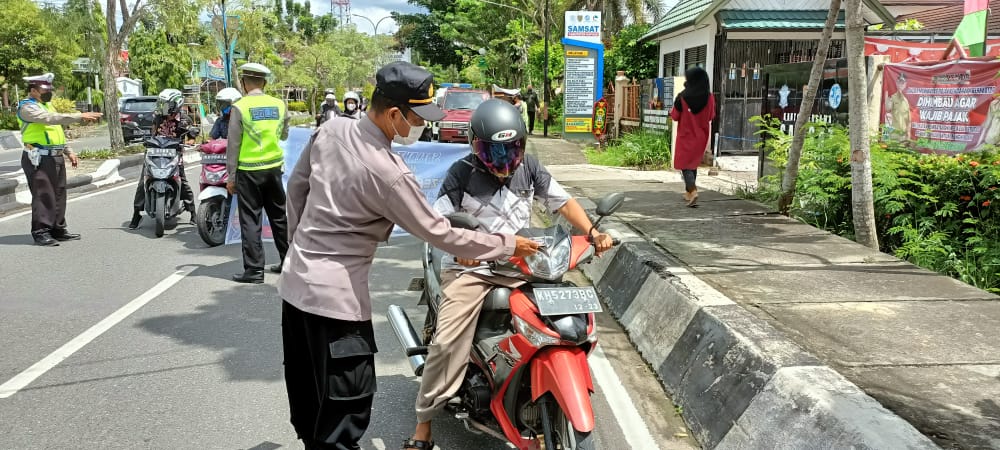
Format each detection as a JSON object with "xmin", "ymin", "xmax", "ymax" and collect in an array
[{"xmin": 406, "ymin": 346, "xmax": 429, "ymax": 357}]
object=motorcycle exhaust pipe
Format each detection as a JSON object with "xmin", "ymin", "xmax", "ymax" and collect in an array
[{"xmin": 387, "ymin": 305, "xmax": 426, "ymax": 376}]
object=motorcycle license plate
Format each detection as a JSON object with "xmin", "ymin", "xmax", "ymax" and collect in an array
[
  {"xmin": 457, "ymin": 130, "xmax": 467, "ymax": 136},
  {"xmin": 146, "ymin": 148, "xmax": 174, "ymax": 157},
  {"xmin": 533, "ymin": 287, "xmax": 602, "ymax": 316}
]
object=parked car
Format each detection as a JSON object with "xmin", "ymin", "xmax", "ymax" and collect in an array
[
  {"xmin": 120, "ymin": 96, "xmax": 158, "ymax": 142},
  {"xmin": 437, "ymin": 88, "xmax": 489, "ymax": 144}
]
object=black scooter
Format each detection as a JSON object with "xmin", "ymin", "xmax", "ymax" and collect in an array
[{"xmin": 141, "ymin": 136, "xmax": 185, "ymax": 238}]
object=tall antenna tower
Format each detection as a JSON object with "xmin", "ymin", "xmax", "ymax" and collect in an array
[{"xmin": 332, "ymin": 0, "xmax": 351, "ymax": 26}]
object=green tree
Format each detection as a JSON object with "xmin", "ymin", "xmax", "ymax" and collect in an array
[
  {"xmin": 127, "ymin": 26, "xmax": 196, "ymax": 94},
  {"xmin": 604, "ymin": 23, "xmax": 658, "ymax": 80},
  {"xmin": 0, "ymin": 0, "xmax": 72, "ymax": 106}
]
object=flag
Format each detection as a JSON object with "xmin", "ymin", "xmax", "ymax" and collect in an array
[{"xmin": 954, "ymin": 0, "xmax": 989, "ymax": 57}]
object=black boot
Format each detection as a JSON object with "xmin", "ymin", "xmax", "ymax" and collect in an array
[
  {"xmin": 128, "ymin": 209, "xmax": 142, "ymax": 229},
  {"xmin": 269, "ymin": 264, "xmax": 282, "ymax": 274},
  {"xmin": 51, "ymin": 230, "xmax": 81, "ymax": 241},
  {"xmin": 233, "ymin": 269, "xmax": 264, "ymax": 284},
  {"xmin": 188, "ymin": 205, "xmax": 197, "ymax": 225},
  {"xmin": 33, "ymin": 233, "xmax": 59, "ymax": 246}
]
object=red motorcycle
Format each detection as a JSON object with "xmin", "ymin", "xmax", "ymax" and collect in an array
[{"xmin": 389, "ymin": 193, "xmax": 624, "ymax": 450}]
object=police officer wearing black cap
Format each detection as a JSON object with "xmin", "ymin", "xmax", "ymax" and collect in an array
[
  {"xmin": 17, "ymin": 73, "xmax": 102, "ymax": 246},
  {"xmin": 278, "ymin": 61, "xmax": 538, "ymax": 449}
]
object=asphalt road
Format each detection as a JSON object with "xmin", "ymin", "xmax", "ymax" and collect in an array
[
  {"xmin": 0, "ymin": 165, "xmax": 696, "ymax": 449},
  {"xmin": 0, "ymin": 127, "xmax": 112, "ymax": 175}
]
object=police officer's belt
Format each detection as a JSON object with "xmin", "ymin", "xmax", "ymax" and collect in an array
[{"xmin": 26, "ymin": 145, "xmax": 66, "ymax": 156}]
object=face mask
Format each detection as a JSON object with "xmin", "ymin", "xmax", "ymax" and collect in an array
[
  {"xmin": 346, "ymin": 102, "xmax": 357, "ymax": 112},
  {"xmin": 391, "ymin": 110, "xmax": 423, "ymax": 146},
  {"xmin": 222, "ymin": 106, "xmax": 231, "ymax": 115},
  {"xmin": 40, "ymin": 92, "xmax": 53, "ymax": 103}
]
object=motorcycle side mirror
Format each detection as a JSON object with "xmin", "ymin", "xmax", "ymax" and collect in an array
[
  {"xmin": 447, "ymin": 213, "xmax": 480, "ymax": 230},
  {"xmin": 595, "ymin": 193, "xmax": 625, "ymax": 217}
]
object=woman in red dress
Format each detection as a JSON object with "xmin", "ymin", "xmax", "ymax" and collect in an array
[{"xmin": 670, "ymin": 67, "xmax": 715, "ymax": 206}]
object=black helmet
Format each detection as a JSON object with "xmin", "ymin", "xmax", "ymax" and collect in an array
[{"xmin": 469, "ymin": 99, "xmax": 527, "ymax": 178}]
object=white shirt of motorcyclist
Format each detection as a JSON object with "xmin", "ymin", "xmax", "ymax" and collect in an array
[{"xmin": 432, "ymin": 154, "xmax": 570, "ymax": 274}]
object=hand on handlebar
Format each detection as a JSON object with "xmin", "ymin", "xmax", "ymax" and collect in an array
[
  {"xmin": 591, "ymin": 232, "xmax": 614, "ymax": 255},
  {"xmin": 513, "ymin": 235, "xmax": 540, "ymax": 258},
  {"xmin": 455, "ymin": 257, "xmax": 481, "ymax": 267}
]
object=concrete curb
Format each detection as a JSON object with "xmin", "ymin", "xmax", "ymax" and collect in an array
[
  {"xmin": 0, "ymin": 151, "xmax": 201, "ymax": 214},
  {"xmin": 565, "ymin": 200, "xmax": 939, "ymax": 449}
]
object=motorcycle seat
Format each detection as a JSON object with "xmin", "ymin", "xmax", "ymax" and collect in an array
[{"xmin": 482, "ymin": 288, "xmax": 511, "ymax": 311}]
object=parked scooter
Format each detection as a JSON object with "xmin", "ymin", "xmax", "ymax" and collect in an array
[
  {"xmin": 196, "ymin": 138, "xmax": 229, "ymax": 246},
  {"xmin": 389, "ymin": 193, "xmax": 625, "ymax": 450},
  {"xmin": 141, "ymin": 136, "xmax": 185, "ymax": 238}
]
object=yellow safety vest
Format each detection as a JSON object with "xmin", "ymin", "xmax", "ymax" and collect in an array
[
  {"xmin": 234, "ymin": 95, "xmax": 286, "ymax": 171},
  {"xmin": 17, "ymin": 100, "xmax": 67, "ymax": 146}
]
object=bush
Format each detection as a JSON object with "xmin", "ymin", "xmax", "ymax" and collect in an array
[
  {"xmin": 750, "ymin": 115, "xmax": 1000, "ymax": 292},
  {"xmin": 50, "ymin": 97, "xmax": 78, "ymax": 113},
  {"xmin": 288, "ymin": 101, "xmax": 308, "ymax": 112},
  {"xmin": 0, "ymin": 113, "xmax": 18, "ymax": 130},
  {"xmin": 585, "ymin": 130, "xmax": 672, "ymax": 169}
]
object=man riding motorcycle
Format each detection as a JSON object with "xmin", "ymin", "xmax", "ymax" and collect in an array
[
  {"xmin": 317, "ymin": 93, "xmax": 341, "ymax": 126},
  {"xmin": 405, "ymin": 99, "xmax": 613, "ymax": 449},
  {"xmin": 128, "ymin": 88, "xmax": 198, "ymax": 229},
  {"xmin": 340, "ymin": 91, "xmax": 363, "ymax": 120},
  {"xmin": 210, "ymin": 88, "xmax": 242, "ymax": 139}
]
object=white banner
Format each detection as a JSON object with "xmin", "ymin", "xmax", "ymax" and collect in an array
[{"xmin": 224, "ymin": 131, "xmax": 470, "ymax": 244}]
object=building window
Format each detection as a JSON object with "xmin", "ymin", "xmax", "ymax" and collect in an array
[
  {"xmin": 685, "ymin": 45, "xmax": 707, "ymax": 69},
  {"xmin": 662, "ymin": 51, "xmax": 680, "ymax": 77}
]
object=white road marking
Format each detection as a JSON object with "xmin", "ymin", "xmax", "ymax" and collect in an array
[
  {"xmin": 0, "ymin": 164, "xmax": 201, "ymax": 223},
  {"xmin": 0, "ymin": 267, "xmax": 195, "ymax": 398},
  {"xmin": 591, "ymin": 345, "xmax": 661, "ymax": 450},
  {"xmin": 1, "ymin": 160, "xmax": 19, "ymax": 164}
]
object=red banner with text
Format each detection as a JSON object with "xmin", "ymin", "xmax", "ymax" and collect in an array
[{"xmin": 881, "ymin": 59, "xmax": 1000, "ymax": 154}]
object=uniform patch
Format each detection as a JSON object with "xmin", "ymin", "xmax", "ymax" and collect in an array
[{"xmin": 250, "ymin": 106, "xmax": 280, "ymax": 121}]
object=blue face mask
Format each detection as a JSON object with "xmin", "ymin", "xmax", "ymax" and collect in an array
[{"xmin": 222, "ymin": 106, "xmax": 231, "ymax": 115}]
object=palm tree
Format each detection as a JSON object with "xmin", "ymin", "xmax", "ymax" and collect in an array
[{"xmin": 564, "ymin": 0, "xmax": 666, "ymax": 35}]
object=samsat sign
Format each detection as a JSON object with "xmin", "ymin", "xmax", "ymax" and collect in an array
[{"xmin": 565, "ymin": 11, "xmax": 602, "ymax": 44}]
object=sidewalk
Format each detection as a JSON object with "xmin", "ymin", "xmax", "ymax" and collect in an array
[{"xmin": 528, "ymin": 137, "xmax": 1000, "ymax": 449}]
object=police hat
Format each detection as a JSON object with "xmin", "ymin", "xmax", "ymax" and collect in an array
[
  {"xmin": 375, "ymin": 62, "xmax": 445, "ymax": 122},
  {"xmin": 24, "ymin": 73, "xmax": 55, "ymax": 90},
  {"xmin": 238, "ymin": 62, "xmax": 271, "ymax": 79}
]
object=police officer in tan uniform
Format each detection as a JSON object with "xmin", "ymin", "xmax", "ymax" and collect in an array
[{"xmin": 17, "ymin": 73, "xmax": 102, "ymax": 246}]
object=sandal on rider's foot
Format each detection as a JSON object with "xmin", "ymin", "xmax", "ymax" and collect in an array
[{"xmin": 402, "ymin": 439, "xmax": 434, "ymax": 450}]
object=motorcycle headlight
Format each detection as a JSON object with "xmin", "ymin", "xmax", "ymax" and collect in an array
[
  {"xmin": 204, "ymin": 170, "xmax": 226, "ymax": 184},
  {"xmin": 148, "ymin": 159, "xmax": 178, "ymax": 178},
  {"xmin": 512, "ymin": 316, "xmax": 560, "ymax": 348},
  {"xmin": 524, "ymin": 237, "xmax": 571, "ymax": 280}
]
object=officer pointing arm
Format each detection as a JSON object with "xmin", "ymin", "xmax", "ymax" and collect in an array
[{"xmin": 17, "ymin": 73, "xmax": 102, "ymax": 246}]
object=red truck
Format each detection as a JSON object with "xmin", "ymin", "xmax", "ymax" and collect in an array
[{"xmin": 436, "ymin": 87, "xmax": 490, "ymax": 143}]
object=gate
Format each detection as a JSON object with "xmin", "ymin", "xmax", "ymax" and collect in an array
[{"xmin": 715, "ymin": 36, "xmax": 845, "ymax": 153}]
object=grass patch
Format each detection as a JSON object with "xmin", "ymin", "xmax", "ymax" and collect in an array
[
  {"xmin": 77, "ymin": 144, "xmax": 145, "ymax": 160},
  {"xmin": 585, "ymin": 131, "xmax": 672, "ymax": 170},
  {"xmin": 289, "ymin": 115, "xmax": 315, "ymax": 127}
]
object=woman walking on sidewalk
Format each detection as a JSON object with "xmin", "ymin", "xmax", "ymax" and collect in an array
[{"xmin": 670, "ymin": 67, "xmax": 715, "ymax": 207}]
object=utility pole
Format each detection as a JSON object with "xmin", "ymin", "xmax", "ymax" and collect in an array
[
  {"xmin": 543, "ymin": 0, "xmax": 549, "ymax": 137},
  {"xmin": 221, "ymin": 0, "xmax": 233, "ymax": 88}
]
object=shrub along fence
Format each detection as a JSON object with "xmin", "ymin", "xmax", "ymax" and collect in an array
[{"xmin": 750, "ymin": 115, "xmax": 1000, "ymax": 292}]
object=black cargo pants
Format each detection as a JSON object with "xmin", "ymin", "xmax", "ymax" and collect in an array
[{"xmin": 282, "ymin": 301, "xmax": 377, "ymax": 450}]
